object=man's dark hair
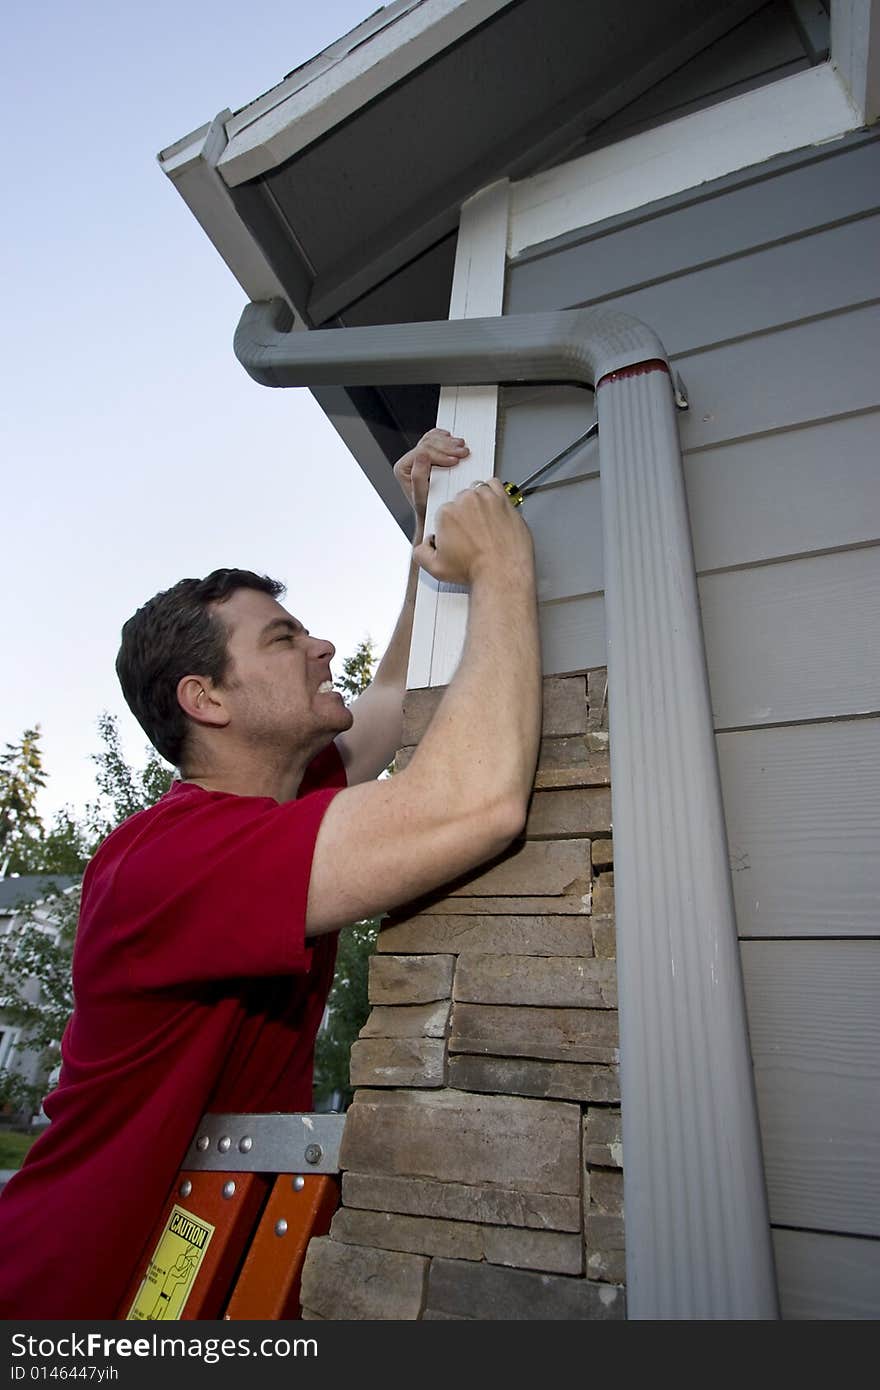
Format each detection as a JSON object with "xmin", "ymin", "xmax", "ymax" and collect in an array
[{"xmin": 116, "ymin": 568, "xmax": 285, "ymax": 768}]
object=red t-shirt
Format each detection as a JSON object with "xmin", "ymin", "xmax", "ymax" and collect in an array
[{"xmin": 0, "ymin": 744, "xmax": 345, "ymax": 1319}]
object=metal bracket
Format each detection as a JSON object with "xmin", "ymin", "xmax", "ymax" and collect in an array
[{"xmin": 183, "ymin": 1112, "xmax": 345, "ymax": 1175}]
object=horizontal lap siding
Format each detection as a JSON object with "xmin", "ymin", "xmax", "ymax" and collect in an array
[
  {"xmin": 699, "ymin": 547, "xmax": 880, "ymax": 727},
  {"xmin": 716, "ymin": 721, "xmax": 879, "ymax": 938},
  {"xmin": 502, "ymin": 130, "xmax": 880, "ymax": 1310},
  {"xmin": 742, "ymin": 941, "xmax": 880, "ymax": 1236},
  {"xmin": 773, "ymin": 1230, "xmax": 880, "ymax": 1319}
]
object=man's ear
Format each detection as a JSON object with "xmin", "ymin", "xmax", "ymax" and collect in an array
[{"xmin": 176, "ymin": 675, "xmax": 230, "ymax": 731}]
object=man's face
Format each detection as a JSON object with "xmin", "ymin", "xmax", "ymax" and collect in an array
[{"xmin": 211, "ymin": 588, "xmax": 353, "ymax": 755}]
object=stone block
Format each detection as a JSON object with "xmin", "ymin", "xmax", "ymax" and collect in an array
[
  {"xmin": 525, "ymin": 787, "xmax": 611, "ymax": 839},
  {"xmin": 341, "ymin": 1171, "xmax": 581, "ymax": 1231},
  {"xmin": 448, "ymin": 1054, "xmax": 619, "ymax": 1104},
  {"xmin": 587, "ymin": 669, "xmax": 609, "ymax": 731},
  {"xmin": 450, "ymin": 1003, "xmax": 619, "ymax": 1064},
  {"xmin": 538, "ymin": 736, "xmax": 610, "ymax": 784},
  {"xmin": 377, "ymin": 914, "xmax": 594, "ymax": 956},
  {"xmin": 587, "ymin": 1248, "xmax": 627, "ymax": 1284},
  {"xmin": 368, "ymin": 953, "xmax": 455, "ymax": 1004},
  {"xmin": 401, "ymin": 686, "xmax": 444, "ymax": 745},
  {"xmin": 413, "ymin": 892, "xmax": 592, "ymax": 916},
  {"xmin": 542, "ymin": 676, "xmax": 588, "ymax": 736},
  {"xmin": 300, "ymin": 1237, "xmax": 427, "ymax": 1320},
  {"xmin": 330, "ymin": 1208, "xmax": 582, "ymax": 1275},
  {"xmin": 590, "ymin": 837, "xmax": 613, "ymax": 871},
  {"xmin": 585, "ymin": 1214, "xmax": 627, "ymax": 1284},
  {"xmin": 424, "ymin": 1258, "xmax": 625, "ymax": 1320},
  {"xmin": 349, "ymin": 1038, "xmax": 446, "ymax": 1088},
  {"xmin": 340, "ymin": 1090, "xmax": 580, "ymax": 1195},
  {"xmin": 358, "ymin": 1000, "xmax": 450, "ymax": 1039},
  {"xmin": 583, "ymin": 1107, "xmax": 623, "ymax": 1168},
  {"xmin": 592, "ymin": 872, "xmax": 615, "ymax": 914},
  {"xmin": 402, "ymin": 678, "xmax": 588, "ymax": 746},
  {"xmin": 448, "ymin": 840, "xmax": 590, "ymax": 898},
  {"xmin": 592, "ymin": 916, "xmax": 616, "ymax": 958},
  {"xmin": 453, "ymin": 954, "xmax": 616, "ymax": 1008},
  {"xmin": 589, "ymin": 1169, "xmax": 624, "ymax": 1214}
]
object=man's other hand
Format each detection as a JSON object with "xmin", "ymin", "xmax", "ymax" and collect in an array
[
  {"xmin": 394, "ymin": 428, "xmax": 469, "ymax": 538},
  {"xmin": 413, "ymin": 478, "xmax": 534, "ymax": 588}
]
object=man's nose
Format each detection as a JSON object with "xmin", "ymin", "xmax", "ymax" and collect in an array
[{"xmin": 312, "ymin": 636, "xmax": 335, "ymax": 661}]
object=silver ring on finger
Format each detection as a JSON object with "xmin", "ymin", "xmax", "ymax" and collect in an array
[{"xmin": 470, "ymin": 480, "xmax": 491, "ymax": 490}]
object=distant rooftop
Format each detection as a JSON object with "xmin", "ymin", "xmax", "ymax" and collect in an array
[{"xmin": 0, "ymin": 875, "xmax": 79, "ymax": 913}]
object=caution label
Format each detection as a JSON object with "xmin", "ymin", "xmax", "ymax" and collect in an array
[{"xmin": 126, "ymin": 1204, "xmax": 215, "ymax": 1320}]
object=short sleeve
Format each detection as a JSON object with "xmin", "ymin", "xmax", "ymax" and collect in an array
[{"xmin": 87, "ymin": 762, "xmax": 345, "ymax": 993}]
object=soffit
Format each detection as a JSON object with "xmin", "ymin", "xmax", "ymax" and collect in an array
[{"xmin": 225, "ymin": 0, "xmax": 770, "ymax": 329}]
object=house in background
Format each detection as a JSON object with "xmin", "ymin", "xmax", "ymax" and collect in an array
[
  {"xmin": 161, "ymin": 0, "xmax": 880, "ymax": 1318},
  {"xmin": 0, "ymin": 875, "xmax": 78, "ymax": 1123}
]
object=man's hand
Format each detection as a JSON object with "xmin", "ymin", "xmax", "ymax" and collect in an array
[
  {"xmin": 394, "ymin": 428, "xmax": 469, "ymax": 539},
  {"xmin": 413, "ymin": 478, "xmax": 534, "ymax": 588}
]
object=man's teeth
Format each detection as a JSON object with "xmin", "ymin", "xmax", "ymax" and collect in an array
[{"xmin": 318, "ymin": 681, "xmax": 335, "ymax": 694}]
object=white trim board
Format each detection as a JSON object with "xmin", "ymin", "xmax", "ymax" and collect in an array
[
  {"xmin": 833, "ymin": 0, "xmax": 880, "ymax": 124},
  {"xmin": 158, "ymin": 114, "xmax": 294, "ymax": 308},
  {"xmin": 406, "ymin": 179, "xmax": 511, "ymax": 690},
  {"xmin": 508, "ymin": 62, "xmax": 865, "ymax": 256},
  {"xmin": 217, "ymin": 0, "xmax": 519, "ymax": 188}
]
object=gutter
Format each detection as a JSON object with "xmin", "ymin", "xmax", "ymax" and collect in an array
[{"xmin": 235, "ymin": 298, "xmax": 780, "ymax": 1320}]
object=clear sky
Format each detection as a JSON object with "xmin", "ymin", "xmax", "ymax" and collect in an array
[{"xmin": 2, "ymin": 1, "xmax": 415, "ymax": 821}]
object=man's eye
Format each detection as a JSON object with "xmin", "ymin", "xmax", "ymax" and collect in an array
[{"xmin": 276, "ymin": 634, "xmax": 294, "ymax": 642}]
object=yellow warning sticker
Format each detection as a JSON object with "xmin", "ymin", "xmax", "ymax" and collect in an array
[{"xmin": 126, "ymin": 1204, "xmax": 215, "ymax": 1320}]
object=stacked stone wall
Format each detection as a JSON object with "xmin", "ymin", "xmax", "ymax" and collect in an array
[{"xmin": 301, "ymin": 671, "xmax": 624, "ymax": 1319}]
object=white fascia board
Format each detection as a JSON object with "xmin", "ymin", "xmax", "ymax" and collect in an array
[
  {"xmin": 832, "ymin": 0, "xmax": 880, "ymax": 124},
  {"xmin": 216, "ymin": 0, "xmax": 518, "ymax": 187},
  {"xmin": 158, "ymin": 114, "xmax": 294, "ymax": 308},
  {"xmin": 509, "ymin": 62, "xmax": 865, "ymax": 256},
  {"xmin": 222, "ymin": 0, "xmax": 426, "ymax": 139}
]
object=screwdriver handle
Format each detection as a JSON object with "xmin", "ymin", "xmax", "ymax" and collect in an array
[{"xmin": 503, "ymin": 481, "xmax": 525, "ymax": 508}]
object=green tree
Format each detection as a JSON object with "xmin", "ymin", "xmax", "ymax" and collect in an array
[
  {"xmin": 0, "ymin": 884, "xmax": 80, "ymax": 1115},
  {"xmin": 314, "ymin": 636, "xmax": 382, "ymax": 1109},
  {"xmin": 0, "ymin": 727, "xmax": 48, "ymax": 876},
  {"xmin": 334, "ymin": 637, "xmax": 376, "ymax": 700},
  {"xmin": 0, "ymin": 716, "xmax": 172, "ymax": 1116},
  {"xmin": 86, "ymin": 712, "xmax": 173, "ymax": 842},
  {"xmin": 312, "ymin": 918, "xmax": 379, "ymax": 1110}
]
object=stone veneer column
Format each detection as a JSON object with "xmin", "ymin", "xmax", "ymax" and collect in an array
[{"xmin": 300, "ymin": 673, "xmax": 625, "ymax": 1320}]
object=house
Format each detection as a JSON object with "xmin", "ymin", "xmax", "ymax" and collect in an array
[
  {"xmin": 0, "ymin": 875, "xmax": 78, "ymax": 1122},
  {"xmin": 160, "ymin": 0, "xmax": 880, "ymax": 1319}
]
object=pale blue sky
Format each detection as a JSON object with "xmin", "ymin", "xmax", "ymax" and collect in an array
[{"xmin": 2, "ymin": 2, "xmax": 416, "ymax": 820}]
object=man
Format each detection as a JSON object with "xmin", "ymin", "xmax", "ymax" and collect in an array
[{"xmin": 0, "ymin": 428, "xmax": 541, "ymax": 1318}]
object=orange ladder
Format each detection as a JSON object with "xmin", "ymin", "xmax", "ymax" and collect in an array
[{"xmin": 118, "ymin": 1112, "xmax": 344, "ymax": 1321}]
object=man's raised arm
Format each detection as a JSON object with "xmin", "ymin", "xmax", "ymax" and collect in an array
[
  {"xmin": 334, "ymin": 429, "xmax": 468, "ymax": 786},
  {"xmin": 307, "ymin": 476, "xmax": 541, "ymax": 934}
]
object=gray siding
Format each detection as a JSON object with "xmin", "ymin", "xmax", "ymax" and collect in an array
[
  {"xmin": 499, "ymin": 128, "xmax": 880, "ymax": 1316},
  {"xmin": 773, "ymin": 1230, "xmax": 880, "ymax": 1320}
]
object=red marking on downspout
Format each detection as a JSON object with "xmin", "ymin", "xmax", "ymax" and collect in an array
[{"xmin": 597, "ymin": 358, "xmax": 670, "ymax": 389}]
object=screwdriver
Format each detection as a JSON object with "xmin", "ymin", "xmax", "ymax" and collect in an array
[{"xmin": 503, "ymin": 418, "xmax": 598, "ymax": 506}]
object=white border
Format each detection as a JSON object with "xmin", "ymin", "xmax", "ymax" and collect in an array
[
  {"xmin": 406, "ymin": 179, "xmax": 510, "ymax": 689},
  {"xmin": 508, "ymin": 61, "xmax": 864, "ymax": 257}
]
